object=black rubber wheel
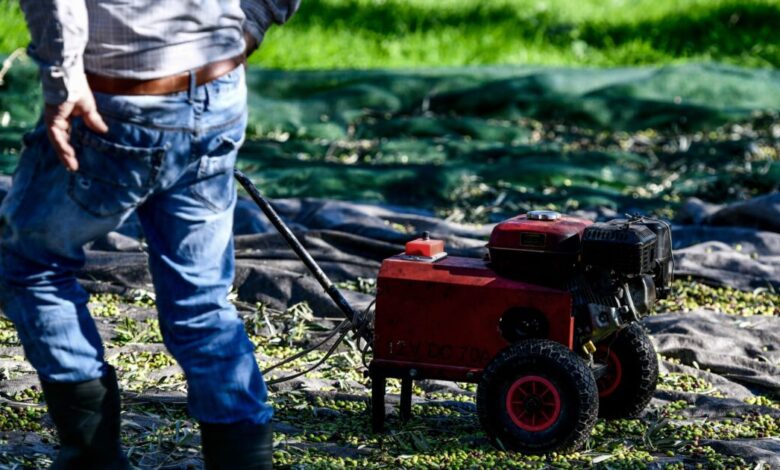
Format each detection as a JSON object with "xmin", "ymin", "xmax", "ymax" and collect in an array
[
  {"xmin": 595, "ymin": 322, "xmax": 659, "ymax": 419},
  {"xmin": 477, "ymin": 339, "xmax": 598, "ymax": 454}
]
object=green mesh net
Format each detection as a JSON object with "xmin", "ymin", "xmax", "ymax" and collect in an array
[{"xmin": 1, "ymin": 57, "xmax": 777, "ymax": 222}]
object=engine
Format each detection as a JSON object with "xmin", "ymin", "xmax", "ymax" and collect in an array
[{"xmin": 487, "ymin": 210, "xmax": 673, "ymax": 345}]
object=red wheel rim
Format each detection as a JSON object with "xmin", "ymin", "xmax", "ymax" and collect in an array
[
  {"xmin": 596, "ymin": 347, "xmax": 623, "ymax": 398},
  {"xmin": 505, "ymin": 376, "xmax": 561, "ymax": 432}
]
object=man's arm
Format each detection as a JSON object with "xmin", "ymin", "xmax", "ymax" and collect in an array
[
  {"xmin": 19, "ymin": 0, "xmax": 107, "ymax": 171},
  {"xmin": 241, "ymin": 0, "xmax": 302, "ymax": 57}
]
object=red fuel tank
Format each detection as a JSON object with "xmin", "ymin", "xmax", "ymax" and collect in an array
[{"xmin": 487, "ymin": 210, "xmax": 592, "ymax": 282}]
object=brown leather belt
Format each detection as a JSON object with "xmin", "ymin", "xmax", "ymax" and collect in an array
[{"xmin": 86, "ymin": 55, "xmax": 245, "ymax": 96}]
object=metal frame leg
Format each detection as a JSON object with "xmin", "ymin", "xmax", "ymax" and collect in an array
[
  {"xmin": 371, "ymin": 372, "xmax": 386, "ymax": 433},
  {"xmin": 400, "ymin": 377, "xmax": 413, "ymax": 423}
]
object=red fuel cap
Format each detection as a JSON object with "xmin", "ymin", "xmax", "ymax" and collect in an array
[{"xmin": 405, "ymin": 232, "xmax": 445, "ymax": 258}]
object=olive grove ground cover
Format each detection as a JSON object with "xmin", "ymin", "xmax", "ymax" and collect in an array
[{"xmin": 0, "ymin": 282, "xmax": 777, "ymax": 469}]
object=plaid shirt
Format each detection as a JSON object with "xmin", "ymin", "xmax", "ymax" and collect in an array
[{"xmin": 19, "ymin": 0, "xmax": 299, "ymax": 104}]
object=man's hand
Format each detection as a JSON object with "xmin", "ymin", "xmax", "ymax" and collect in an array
[{"xmin": 44, "ymin": 91, "xmax": 108, "ymax": 172}]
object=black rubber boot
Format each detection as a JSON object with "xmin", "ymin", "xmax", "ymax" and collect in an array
[
  {"xmin": 201, "ymin": 420, "xmax": 273, "ymax": 469},
  {"xmin": 40, "ymin": 366, "xmax": 130, "ymax": 470}
]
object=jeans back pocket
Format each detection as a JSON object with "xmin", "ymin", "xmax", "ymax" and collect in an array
[
  {"xmin": 188, "ymin": 130, "xmax": 244, "ymax": 213},
  {"xmin": 68, "ymin": 123, "xmax": 166, "ymax": 218}
]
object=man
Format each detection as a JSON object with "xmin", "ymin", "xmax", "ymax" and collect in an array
[{"xmin": 0, "ymin": 0, "xmax": 299, "ymax": 468}]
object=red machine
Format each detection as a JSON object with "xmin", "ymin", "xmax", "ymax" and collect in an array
[
  {"xmin": 370, "ymin": 210, "xmax": 672, "ymax": 453},
  {"xmin": 235, "ymin": 173, "xmax": 672, "ymax": 455}
]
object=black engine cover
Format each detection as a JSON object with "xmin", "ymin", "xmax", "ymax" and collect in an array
[{"xmin": 581, "ymin": 220, "xmax": 657, "ymax": 275}]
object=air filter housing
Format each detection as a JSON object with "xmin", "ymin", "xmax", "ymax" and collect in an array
[{"xmin": 581, "ymin": 220, "xmax": 657, "ymax": 275}]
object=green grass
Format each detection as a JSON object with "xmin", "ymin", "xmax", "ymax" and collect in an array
[{"xmin": 2, "ymin": 0, "xmax": 779, "ymax": 69}]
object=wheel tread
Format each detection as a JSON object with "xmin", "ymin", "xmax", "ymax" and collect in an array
[
  {"xmin": 598, "ymin": 322, "xmax": 659, "ymax": 419},
  {"xmin": 477, "ymin": 339, "xmax": 598, "ymax": 454}
]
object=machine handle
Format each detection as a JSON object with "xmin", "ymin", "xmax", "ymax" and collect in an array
[{"xmin": 234, "ymin": 169, "xmax": 371, "ymax": 341}]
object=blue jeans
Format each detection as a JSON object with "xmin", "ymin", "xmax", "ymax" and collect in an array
[{"xmin": 0, "ymin": 67, "xmax": 272, "ymax": 425}]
